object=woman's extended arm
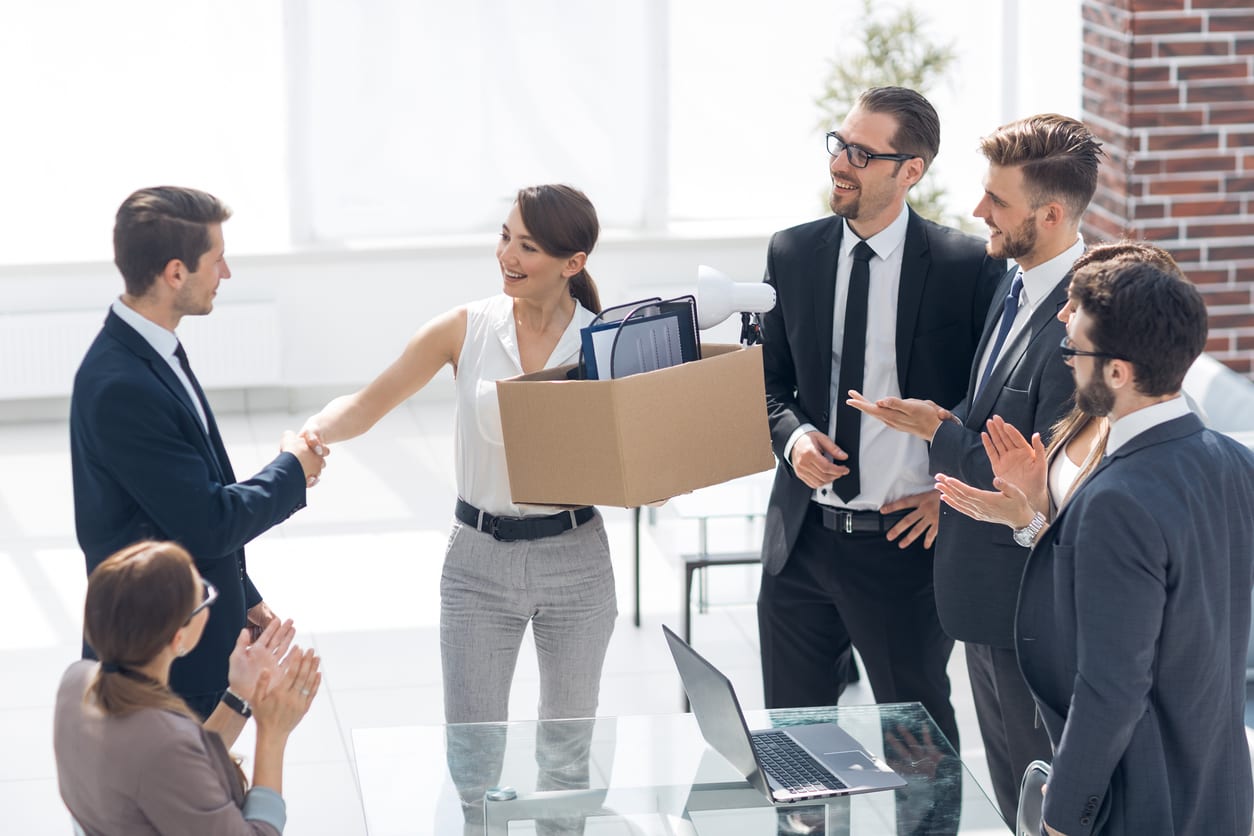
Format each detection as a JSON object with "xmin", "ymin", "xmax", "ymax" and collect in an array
[{"xmin": 303, "ymin": 307, "xmax": 467, "ymax": 446}]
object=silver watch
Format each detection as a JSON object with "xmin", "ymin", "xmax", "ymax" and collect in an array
[{"xmin": 1013, "ymin": 511, "xmax": 1048, "ymax": 548}]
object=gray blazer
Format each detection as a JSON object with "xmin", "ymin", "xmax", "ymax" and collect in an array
[
  {"xmin": 928, "ymin": 268, "xmax": 1075, "ymax": 647},
  {"xmin": 54, "ymin": 661, "xmax": 283, "ymax": 836},
  {"xmin": 1017, "ymin": 413, "xmax": 1254, "ymax": 835}
]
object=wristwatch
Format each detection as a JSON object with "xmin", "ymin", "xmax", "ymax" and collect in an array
[
  {"xmin": 222, "ymin": 688, "xmax": 253, "ymax": 718},
  {"xmin": 1013, "ymin": 511, "xmax": 1048, "ymax": 548}
]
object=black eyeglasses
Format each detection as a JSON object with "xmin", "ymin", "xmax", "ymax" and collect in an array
[
  {"xmin": 1059, "ymin": 335, "xmax": 1126, "ymax": 364},
  {"xmin": 826, "ymin": 132, "xmax": 917, "ymax": 169},
  {"xmin": 186, "ymin": 578, "xmax": 218, "ymax": 624}
]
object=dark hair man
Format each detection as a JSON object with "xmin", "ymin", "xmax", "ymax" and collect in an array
[
  {"xmin": 71, "ymin": 186, "xmax": 326, "ymax": 718},
  {"xmin": 1019, "ymin": 263, "xmax": 1254, "ymax": 835},
  {"xmin": 758, "ymin": 86, "xmax": 1004, "ymax": 757},
  {"xmin": 849, "ymin": 113, "xmax": 1106, "ymax": 824}
]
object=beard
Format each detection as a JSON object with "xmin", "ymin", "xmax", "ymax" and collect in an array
[
  {"xmin": 829, "ymin": 184, "xmax": 861, "ymax": 219},
  {"xmin": 1076, "ymin": 372, "xmax": 1116, "ymax": 417},
  {"xmin": 988, "ymin": 214, "xmax": 1039, "ymax": 261}
]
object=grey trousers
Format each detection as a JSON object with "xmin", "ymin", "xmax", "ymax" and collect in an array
[{"xmin": 440, "ymin": 512, "xmax": 617, "ymax": 834}]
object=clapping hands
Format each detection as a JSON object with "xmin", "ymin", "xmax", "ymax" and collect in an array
[{"xmin": 227, "ymin": 617, "xmax": 296, "ymax": 704}]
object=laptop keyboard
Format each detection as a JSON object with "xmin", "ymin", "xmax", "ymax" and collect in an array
[{"xmin": 752, "ymin": 730, "xmax": 848, "ymax": 795}]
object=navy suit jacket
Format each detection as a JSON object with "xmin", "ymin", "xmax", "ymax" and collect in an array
[
  {"xmin": 1017, "ymin": 413, "xmax": 1254, "ymax": 835},
  {"xmin": 761, "ymin": 209, "xmax": 1003, "ymax": 574},
  {"xmin": 70, "ymin": 310, "xmax": 307, "ymax": 698},
  {"xmin": 928, "ymin": 267, "xmax": 1076, "ymax": 647}
]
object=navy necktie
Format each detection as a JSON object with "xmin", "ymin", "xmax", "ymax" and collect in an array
[
  {"xmin": 975, "ymin": 271, "xmax": 1024, "ymax": 400},
  {"xmin": 174, "ymin": 342, "xmax": 212, "ymax": 428},
  {"xmin": 832, "ymin": 240, "xmax": 875, "ymax": 502}
]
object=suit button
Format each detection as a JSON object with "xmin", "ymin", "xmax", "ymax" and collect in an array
[
  {"xmin": 1080, "ymin": 817, "xmax": 1090, "ymax": 826},
  {"xmin": 819, "ymin": 413, "xmax": 829, "ymax": 426},
  {"xmin": 1087, "ymin": 796, "xmax": 1099, "ymax": 804}
]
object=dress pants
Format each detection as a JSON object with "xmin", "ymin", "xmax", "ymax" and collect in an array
[
  {"xmin": 758, "ymin": 503, "xmax": 959, "ymax": 750},
  {"xmin": 964, "ymin": 641, "xmax": 1052, "ymax": 827},
  {"xmin": 440, "ymin": 514, "xmax": 617, "ymax": 835}
]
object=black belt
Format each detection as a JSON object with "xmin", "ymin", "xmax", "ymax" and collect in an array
[
  {"xmin": 811, "ymin": 503, "xmax": 909, "ymax": 535},
  {"xmin": 455, "ymin": 498, "xmax": 596, "ymax": 542}
]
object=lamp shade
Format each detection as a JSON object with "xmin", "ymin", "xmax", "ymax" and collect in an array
[{"xmin": 695, "ymin": 265, "xmax": 777, "ymax": 330}]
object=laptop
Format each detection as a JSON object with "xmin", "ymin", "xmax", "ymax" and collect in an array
[{"xmin": 663, "ymin": 625, "xmax": 905, "ymax": 804}]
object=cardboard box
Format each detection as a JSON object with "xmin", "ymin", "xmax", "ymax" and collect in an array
[{"xmin": 498, "ymin": 344, "xmax": 775, "ymax": 507}]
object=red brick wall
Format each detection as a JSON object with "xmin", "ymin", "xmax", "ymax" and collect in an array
[{"xmin": 1082, "ymin": 0, "xmax": 1254, "ymax": 375}]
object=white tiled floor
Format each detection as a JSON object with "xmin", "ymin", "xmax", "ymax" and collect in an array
[{"xmin": 0, "ymin": 397, "xmax": 995, "ymax": 834}]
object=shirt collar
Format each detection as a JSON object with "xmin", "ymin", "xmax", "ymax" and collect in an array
[
  {"xmin": 1016, "ymin": 237, "xmax": 1085, "ymax": 307},
  {"xmin": 841, "ymin": 204, "xmax": 909, "ymax": 262},
  {"xmin": 1106, "ymin": 395, "xmax": 1192, "ymax": 454},
  {"xmin": 111, "ymin": 297, "xmax": 179, "ymax": 360}
]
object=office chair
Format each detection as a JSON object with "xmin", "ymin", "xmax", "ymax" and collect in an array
[{"xmin": 1016, "ymin": 759, "xmax": 1051, "ymax": 836}]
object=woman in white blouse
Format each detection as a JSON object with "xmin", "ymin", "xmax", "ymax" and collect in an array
[{"xmin": 301, "ymin": 184, "xmax": 616, "ymax": 829}]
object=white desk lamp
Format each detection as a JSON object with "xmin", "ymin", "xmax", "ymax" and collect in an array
[{"xmin": 696, "ymin": 265, "xmax": 777, "ymax": 345}]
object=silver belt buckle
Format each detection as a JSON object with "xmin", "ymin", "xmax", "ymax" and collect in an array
[{"xmin": 843, "ymin": 512, "xmax": 854, "ymax": 534}]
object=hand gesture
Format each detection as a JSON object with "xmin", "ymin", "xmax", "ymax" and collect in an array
[
  {"xmin": 227, "ymin": 617, "xmax": 296, "ymax": 704},
  {"xmin": 846, "ymin": 391, "xmax": 947, "ymax": 442},
  {"xmin": 281, "ymin": 430, "xmax": 328, "ymax": 488},
  {"xmin": 252, "ymin": 647, "xmax": 322, "ymax": 738},
  {"xmin": 934, "ymin": 472, "xmax": 1038, "ymax": 530},
  {"xmin": 880, "ymin": 489, "xmax": 941, "ymax": 549},
  {"xmin": 789, "ymin": 431, "xmax": 850, "ymax": 490}
]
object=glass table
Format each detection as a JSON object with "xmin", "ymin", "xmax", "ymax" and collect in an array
[{"xmin": 352, "ymin": 702, "xmax": 1009, "ymax": 835}]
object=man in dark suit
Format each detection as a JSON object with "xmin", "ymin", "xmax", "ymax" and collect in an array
[
  {"xmin": 758, "ymin": 86, "xmax": 1003, "ymax": 752},
  {"xmin": 1018, "ymin": 262, "xmax": 1254, "ymax": 836},
  {"xmin": 71, "ymin": 186, "xmax": 326, "ymax": 718},
  {"xmin": 849, "ymin": 114, "xmax": 1105, "ymax": 824}
]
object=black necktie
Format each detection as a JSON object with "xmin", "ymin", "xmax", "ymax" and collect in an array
[
  {"xmin": 173, "ymin": 342, "xmax": 212, "ymax": 428},
  {"xmin": 975, "ymin": 271, "xmax": 1025, "ymax": 400},
  {"xmin": 832, "ymin": 241, "xmax": 874, "ymax": 502}
]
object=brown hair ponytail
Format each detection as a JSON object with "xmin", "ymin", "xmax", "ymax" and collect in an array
[
  {"xmin": 514, "ymin": 184, "xmax": 602, "ymax": 314},
  {"xmin": 84, "ymin": 541, "xmax": 200, "ymax": 722}
]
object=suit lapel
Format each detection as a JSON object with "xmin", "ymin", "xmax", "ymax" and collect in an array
[
  {"xmin": 895, "ymin": 209, "xmax": 928, "ymax": 392},
  {"xmin": 812, "ymin": 219, "xmax": 843, "ymax": 387},
  {"xmin": 969, "ymin": 276, "xmax": 1070, "ymax": 423},
  {"xmin": 104, "ymin": 312, "xmax": 227, "ymax": 479}
]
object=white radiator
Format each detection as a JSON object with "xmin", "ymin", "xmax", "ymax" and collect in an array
[{"xmin": 0, "ymin": 302, "xmax": 281, "ymax": 399}]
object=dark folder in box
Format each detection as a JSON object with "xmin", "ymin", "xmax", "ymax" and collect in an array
[{"xmin": 579, "ymin": 296, "xmax": 701, "ymax": 380}]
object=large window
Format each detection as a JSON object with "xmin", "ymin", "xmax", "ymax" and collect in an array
[
  {"xmin": 0, "ymin": 1, "xmax": 1079, "ymax": 265},
  {"xmin": 0, "ymin": 1, "xmax": 289, "ymax": 264},
  {"xmin": 290, "ymin": 0, "xmax": 666, "ymax": 241}
]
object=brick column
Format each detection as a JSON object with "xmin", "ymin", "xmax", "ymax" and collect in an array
[{"xmin": 1082, "ymin": 0, "xmax": 1254, "ymax": 375}]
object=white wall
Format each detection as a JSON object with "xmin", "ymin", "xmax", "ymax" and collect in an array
[{"xmin": 0, "ymin": 232, "xmax": 770, "ymax": 419}]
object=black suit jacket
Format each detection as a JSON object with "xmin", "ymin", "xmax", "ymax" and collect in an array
[
  {"xmin": 761, "ymin": 209, "xmax": 1004, "ymax": 574},
  {"xmin": 70, "ymin": 310, "xmax": 307, "ymax": 697},
  {"xmin": 1017, "ymin": 414, "xmax": 1254, "ymax": 835},
  {"xmin": 928, "ymin": 267, "xmax": 1075, "ymax": 647}
]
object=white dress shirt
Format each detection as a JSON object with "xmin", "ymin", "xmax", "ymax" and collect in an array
[
  {"xmin": 973, "ymin": 237, "xmax": 1086, "ymax": 389},
  {"xmin": 110, "ymin": 298, "xmax": 209, "ymax": 432},
  {"xmin": 784, "ymin": 206, "xmax": 932, "ymax": 511},
  {"xmin": 1106, "ymin": 395, "xmax": 1192, "ymax": 455}
]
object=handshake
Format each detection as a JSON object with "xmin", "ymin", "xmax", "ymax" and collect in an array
[{"xmin": 279, "ymin": 424, "xmax": 333, "ymax": 489}]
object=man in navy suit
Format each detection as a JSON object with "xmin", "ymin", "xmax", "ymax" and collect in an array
[
  {"xmin": 758, "ymin": 86, "xmax": 1003, "ymax": 753},
  {"xmin": 849, "ymin": 115, "xmax": 1105, "ymax": 825},
  {"xmin": 71, "ymin": 186, "xmax": 326, "ymax": 718},
  {"xmin": 1017, "ymin": 262, "xmax": 1254, "ymax": 835}
]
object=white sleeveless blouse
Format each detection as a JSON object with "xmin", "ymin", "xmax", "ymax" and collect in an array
[{"xmin": 454, "ymin": 294, "xmax": 595, "ymax": 516}]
